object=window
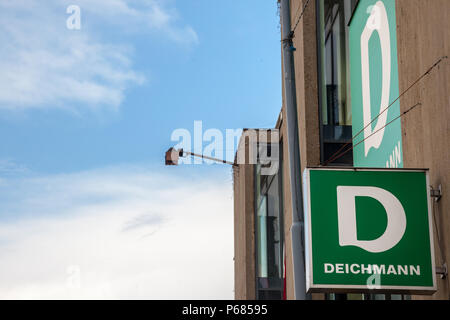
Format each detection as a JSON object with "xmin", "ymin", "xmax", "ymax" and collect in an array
[
  {"xmin": 255, "ymin": 143, "xmax": 284, "ymax": 300},
  {"xmin": 317, "ymin": 0, "xmax": 358, "ymax": 165}
]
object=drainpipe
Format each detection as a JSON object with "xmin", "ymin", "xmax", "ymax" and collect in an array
[{"xmin": 280, "ymin": 0, "xmax": 309, "ymax": 300}]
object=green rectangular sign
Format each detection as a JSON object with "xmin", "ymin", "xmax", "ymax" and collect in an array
[
  {"xmin": 303, "ymin": 168, "xmax": 436, "ymax": 294},
  {"xmin": 349, "ymin": 0, "xmax": 403, "ymax": 168}
]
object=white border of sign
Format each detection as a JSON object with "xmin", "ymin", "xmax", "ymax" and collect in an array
[{"xmin": 303, "ymin": 167, "xmax": 437, "ymax": 294}]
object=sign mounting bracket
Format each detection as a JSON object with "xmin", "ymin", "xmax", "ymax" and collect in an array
[{"xmin": 436, "ymin": 264, "xmax": 448, "ymax": 279}]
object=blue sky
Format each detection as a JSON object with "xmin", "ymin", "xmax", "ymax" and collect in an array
[
  {"xmin": 0, "ymin": 0, "xmax": 281, "ymax": 174},
  {"xmin": 0, "ymin": 0, "xmax": 281, "ymax": 299}
]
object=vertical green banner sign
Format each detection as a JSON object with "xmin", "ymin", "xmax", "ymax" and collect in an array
[{"xmin": 349, "ymin": 0, "xmax": 403, "ymax": 168}]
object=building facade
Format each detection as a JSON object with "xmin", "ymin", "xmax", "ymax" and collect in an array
[{"xmin": 233, "ymin": 0, "xmax": 450, "ymax": 300}]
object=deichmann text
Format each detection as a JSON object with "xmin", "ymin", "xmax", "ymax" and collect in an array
[{"xmin": 324, "ymin": 263, "xmax": 421, "ymax": 276}]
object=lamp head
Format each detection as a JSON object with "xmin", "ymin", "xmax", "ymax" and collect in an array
[{"xmin": 165, "ymin": 148, "xmax": 184, "ymax": 166}]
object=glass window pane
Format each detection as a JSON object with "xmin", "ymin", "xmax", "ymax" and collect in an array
[{"xmin": 257, "ymin": 196, "xmax": 268, "ymax": 278}]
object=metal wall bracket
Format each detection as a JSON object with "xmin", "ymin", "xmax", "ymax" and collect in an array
[
  {"xmin": 430, "ymin": 185, "xmax": 442, "ymax": 202},
  {"xmin": 436, "ymin": 263, "xmax": 448, "ymax": 279}
]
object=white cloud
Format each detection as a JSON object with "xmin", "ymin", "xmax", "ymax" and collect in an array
[
  {"xmin": 0, "ymin": 0, "xmax": 198, "ymax": 111},
  {"xmin": 0, "ymin": 166, "xmax": 233, "ymax": 299}
]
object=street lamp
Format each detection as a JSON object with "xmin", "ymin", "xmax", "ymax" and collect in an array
[{"xmin": 165, "ymin": 148, "xmax": 236, "ymax": 166}]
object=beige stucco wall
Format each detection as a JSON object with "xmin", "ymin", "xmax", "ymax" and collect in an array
[{"xmin": 396, "ymin": 0, "xmax": 450, "ymax": 300}]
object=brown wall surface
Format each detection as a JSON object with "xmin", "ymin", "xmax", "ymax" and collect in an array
[
  {"xmin": 396, "ymin": 0, "xmax": 450, "ymax": 300},
  {"xmin": 233, "ymin": 156, "xmax": 256, "ymax": 300}
]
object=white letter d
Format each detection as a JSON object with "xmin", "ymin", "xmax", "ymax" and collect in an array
[{"xmin": 337, "ymin": 186, "xmax": 406, "ymax": 253}]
